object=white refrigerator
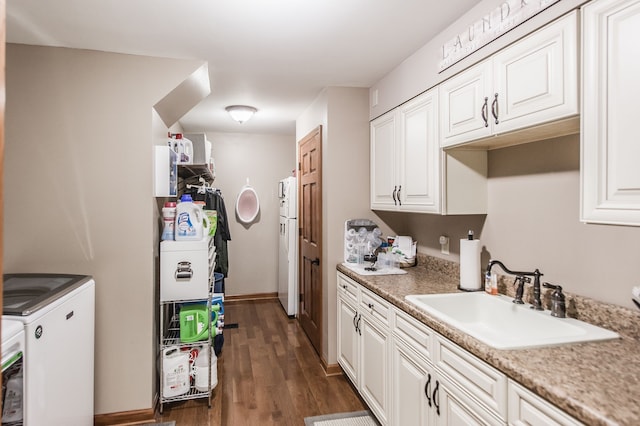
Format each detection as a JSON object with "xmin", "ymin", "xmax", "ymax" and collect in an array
[{"xmin": 278, "ymin": 176, "xmax": 298, "ymax": 317}]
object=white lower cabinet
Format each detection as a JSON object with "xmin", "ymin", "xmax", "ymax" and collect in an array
[
  {"xmin": 337, "ymin": 273, "xmax": 390, "ymax": 425},
  {"xmin": 392, "ymin": 309, "xmax": 435, "ymax": 425},
  {"xmin": 359, "ymin": 311, "xmax": 389, "ymax": 423},
  {"xmin": 508, "ymin": 380, "xmax": 583, "ymax": 426},
  {"xmin": 337, "ymin": 272, "xmax": 583, "ymax": 426}
]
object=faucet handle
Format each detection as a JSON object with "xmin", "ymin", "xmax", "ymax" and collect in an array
[
  {"xmin": 543, "ymin": 282, "xmax": 566, "ymax": 318},
  {"xmin": 512, "ymin": 276, "xmax": 529, "ymax": 304}
]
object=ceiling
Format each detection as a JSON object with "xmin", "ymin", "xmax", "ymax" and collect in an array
[{"xmin": 6, "ymin": 0, "xmax": 479, "ymax": 135}]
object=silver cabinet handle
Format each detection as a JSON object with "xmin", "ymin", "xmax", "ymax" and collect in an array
[
  {"xmin": 482, "ymin": 97, "xmax": 489, "ymax": 127},
  {"xmin": 397, "ymin": 185, "xmax": 402, "ymax": 206},
  {"xmin": 492, "ymin": 93, "xmax": 499, "ymax": 124},
  {"xmin": 392, "ymin": 185, "xmax": 398, "ymax": 205}
]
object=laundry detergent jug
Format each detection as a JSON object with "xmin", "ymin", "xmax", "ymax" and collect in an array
[
  {"xmin": 162, "ymin": 347, "xmax": 190, "ymax": 397},
  {"xmin": 179, "ymin": 304, "xmax": 210, "ymax": 343},
  {"xmin": 194, "ymin": 345, "xmax": 218, "ymax": 392},
  {"xmin": 175, "ymin": 194, "xmax": 210, "ymax": 241}
]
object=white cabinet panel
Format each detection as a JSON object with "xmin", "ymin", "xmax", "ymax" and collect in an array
[
  {"xmin": 508, "ymin": 380, "xmax": 583, "ymax": 426},
  {"xmin": 337, "ymin": 295, "xmax": 358, "ymax": 385},
  {"xmin": 493, "ymin": 11, "xmax": 578, "ymax": 134},
  {"xmin": 391, "ymin": 339, "xmax": 435, "ymax": 426},
  {"xmin": 399, "ymin": 92, "xmax": 440, "ymax": 212},
  {"xmin": 370, "ymin": 112, "xmax": 397, "ymax": 209},
  {"xmin": 440, "ymin": 60, "xmax": 493, "ymax": 147},
  {"xmin": 581, "ymin": 0, "xmax": 640, "ymax": 226},
  {"xmin": 434, "ymin": 336, "xmax": 507, "ymax": 421},
  {"xmin": 439, "ymin": 11, "xmax": 578, "ymax": 149},
  {"xmin": 360, "ymin": 316, "xmax": 389, "ymax": 424}
]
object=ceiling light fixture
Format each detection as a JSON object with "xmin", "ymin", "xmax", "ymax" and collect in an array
[{"xmin": 225, "ymin": 105, "xmax": 257, "ymax": 124}]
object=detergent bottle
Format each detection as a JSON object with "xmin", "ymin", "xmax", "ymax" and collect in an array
[
  {"xmin": 194, "ymin": 345, "xmax": 218, "ymax": 392},
  {"xmin": 175, "ymin": 194, "xmax": 210, "ymax": 241}
]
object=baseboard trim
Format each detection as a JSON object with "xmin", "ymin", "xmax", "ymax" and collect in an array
[
  {"xmin": 323, "ymin": 361, "xmax": 343, "ymax": 376},
  {"xmin": 225, "ymin": 292, "xmax": 278, "ymax": 302},
  {"xmin": 94, "ymin": 405, "xmax": 156, "ymax": 426}
]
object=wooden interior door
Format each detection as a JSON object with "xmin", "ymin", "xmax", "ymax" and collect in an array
[{"xmin": 298, "ymin": 126, "xmax": 322, "ymax": 356}]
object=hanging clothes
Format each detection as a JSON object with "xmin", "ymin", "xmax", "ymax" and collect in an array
[{"xmin": 189, "ymin": 187, "xmax": 232, "ymax": 278}]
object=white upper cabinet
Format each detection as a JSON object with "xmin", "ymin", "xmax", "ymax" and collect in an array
[
  {"xmin": 581, "ymin": 0, "xmax": 640, "ymax": 226},
  {"xmin": 371, "ymin": 88, "xmax": 441, "ymax": 213},
  {"xmin": 440, "ymin": 11, "xmax": 579, "ymax": 149},
  {"xmin": 370, "ymin": 111, "xmax": 398, "ymax": 209},
  {"xmin": 439, "ymin": 60, "xmax": 493, "ymax": 145}
]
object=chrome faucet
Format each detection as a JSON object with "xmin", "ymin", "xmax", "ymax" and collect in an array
[{"xmin": 485, "ymin": 260, "xmax": 544, "ymax": 310}]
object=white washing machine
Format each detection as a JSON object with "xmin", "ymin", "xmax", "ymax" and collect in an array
[
  {"xmin": 2, "ymin": 318, "xmax": 25, "ymax": 423},
  {"xmin": 3, "ymin": 274, "xmax": 95, "ymax": 426}
]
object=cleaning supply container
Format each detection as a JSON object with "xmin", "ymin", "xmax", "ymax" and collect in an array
[
  {"xmin": 179, "ymin": 304, "xmax": 209, "ymax": 343},
  {"xmin": 161, "ymin": 201, "xmax": 177, "ymax": 241},
  {"xmin": 194, "ymin": 345, "xmax": 218, "ymax": 392},
  {"xmin": 175, "ymin": 194, "xmax": 210, "ymax": 241},
  {"xmin": 162, "ymin": 347, "xmax": 190, "ymax": 397}
]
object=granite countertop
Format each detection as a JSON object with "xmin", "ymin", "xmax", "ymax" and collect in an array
[{"xmin": 337, "ymin": 258, "xmax": 640, "ymax": 426}]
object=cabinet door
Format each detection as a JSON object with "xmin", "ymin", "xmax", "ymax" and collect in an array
[
  {"xmin": 360, "ymin": 314, "xmax": 389, "ymax": 425},
  {"xmin": 582, "ymin": 0, "xmax": 640, "ymax": 226},
  {"xmin": 439, "ymin": 60, "xmax": 492, "ymax": 147},
  {"xmin": 493, "ymin": 12, "xmax": 578, "ymax": 134},
  {"xmin": 337, "ymin": 295, "xmax": 359, "ymax": 386},
  {"xmin": 370, "ymin": 111, "xmax": 398, "ymax": 210},
  {"xmin": 436, "ymin": 380, "xmax": 504, "ymax": 426},
  {"xmin": 508, "ymin": 380, "xmax": 583, "ymax": 426},
  {"xmin": 398, "ymin": 89, "xmax": 441, "ymax": 213},
  {"xmin": 391, "ymin": 338, "xmax": 436, "ymax": 426}
]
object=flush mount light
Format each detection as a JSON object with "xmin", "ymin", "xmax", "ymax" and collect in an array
[{"xmin": 225, "ymin": 105, "xmax": 257, "ymax": 124}]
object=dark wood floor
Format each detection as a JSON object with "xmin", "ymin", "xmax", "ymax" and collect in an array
[{"xmin": 157, "ymin": 299, "xmax": 366, "ymax": 425}]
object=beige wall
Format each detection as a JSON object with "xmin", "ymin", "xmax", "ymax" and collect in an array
[
  {"xmin": 206, "ymin": 131, "xmax": 295, "ymax": 296},
  {"xmin": 484, "ymin": 136, "xmax": 640, "ymax": 308},
  {"xmin": 370, "ymin": 0, "xmax": 587, "ymax": 119},
  {"xmin": 5, "ymin": 44, "xmax": 204, "ymax": 414},
  {"xmin": 297, "ymin": 87, "xmax": 381, "ymax": 364},
  {"xmin": 377, "ymin": 137, "xmax": 640, "ymax": 311}
]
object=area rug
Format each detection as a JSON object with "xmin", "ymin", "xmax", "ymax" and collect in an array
[{"xmin": 304, "ymin": 410, "xmax": 378, "ymax": 426}]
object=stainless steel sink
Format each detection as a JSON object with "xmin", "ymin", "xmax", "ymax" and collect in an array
[{"xmin": 405, "ymin": 292, "xmax": 619, "ymax": 350}]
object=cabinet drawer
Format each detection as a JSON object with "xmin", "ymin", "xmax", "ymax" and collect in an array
[
  {"xmin": 434, "ymin": 336, "xmax": 507, "ymax": 420},
  {"xmin": 394, "ymin": 309, "xmax": 433, "ymax": 361},
  {"xmin": 337, "ymin": 273, "xmax": 359, "ymax": 305},
  {"xmin": 508, "ymin": 380, "xmax": 583, "ymax": 426},
  {"xmin": 360, "ymin": 287, "xmax": 390, "ymax": 326}
]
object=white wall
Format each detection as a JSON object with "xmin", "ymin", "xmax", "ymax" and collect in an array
[
  {"xmin": 4, "ymin": 44, "xmax": 204, "ymax": 414},
  {"xmin": 206, "ymin": 131, "xmax": 295, "ymax": 296}
]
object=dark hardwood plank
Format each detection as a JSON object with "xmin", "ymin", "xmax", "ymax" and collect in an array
[{"xmin": 157, "ymin": 299, "xmax": 366, "ymax": 425}]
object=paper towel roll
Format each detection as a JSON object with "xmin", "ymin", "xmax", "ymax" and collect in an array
[{"xmin": 460, "ymin": 239, "xmax": 481, "ymax": 291}]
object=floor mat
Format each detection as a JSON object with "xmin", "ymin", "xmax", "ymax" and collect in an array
[{"xmin": 304, "ymin": 411, "xmax": 378, "ymax": 426}]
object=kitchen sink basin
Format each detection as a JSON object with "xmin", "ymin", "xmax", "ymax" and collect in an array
[{"xmin": 405, "ymin": 292, "xmax": 619, "ymax": 350}]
